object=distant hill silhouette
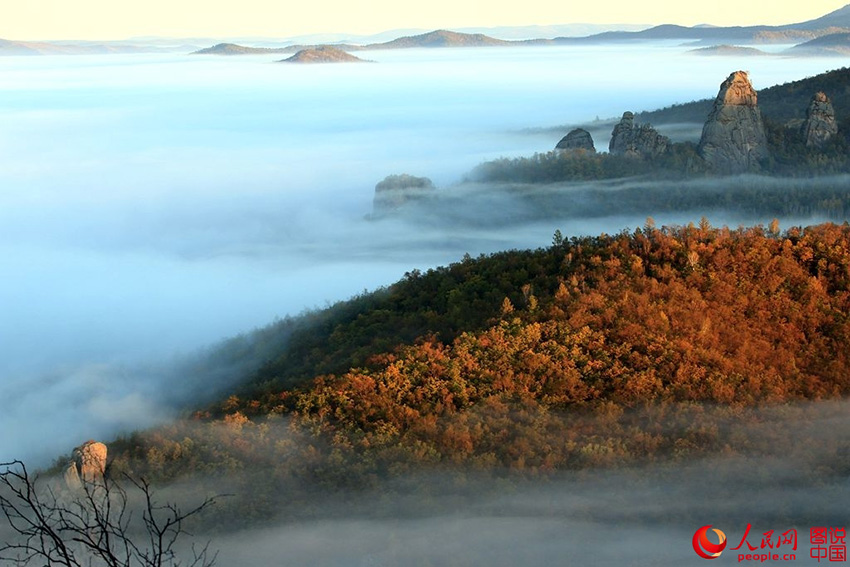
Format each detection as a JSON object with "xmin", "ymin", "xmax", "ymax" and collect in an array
[
  {"xmin": 193, "ymin": 43, "xmax": 291, "ymax": 55},
  {"xmin": 0, "ymin": 39, "xmax": 162, "ymax": 55},
  {"xmin": 783, "ymin": 3, "xmax": 850, "ymax": 30},
  {"xmin": 789, "ymin": 32, "xmax": 850, "ymax": 55},
  {"xmin": 548, "ymin": 4, "xmax": 850, "ymax": 44},
  {"xmin": 365, "ymin": 29, "xmax": 511, "ymax": 49},
  {"xmin": 688, "ymin": 44, "xmax": 770, "ymax": 56},
  {"xmin": 280, "ymin": 46, "xmax": 368, "ymax": 63}
]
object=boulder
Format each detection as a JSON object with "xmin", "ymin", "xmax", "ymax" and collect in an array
[
  {"xmin": 698, "ymin": 71, "xmax": 769, "ymax": 172},
  {"xmin": 801, "ymin": 91, "xmax": 838, "ymax": 148},
  {"xmin": 556, "ymin": 128, "xmax": 596, "ymax": 152},
  {"xmin": 608, "ymin": 112, "xmax": 669, "ymax": 158}
]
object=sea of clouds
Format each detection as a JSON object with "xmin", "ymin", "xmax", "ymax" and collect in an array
[{"xmin": 0, "ymin": 43, "xmax": 843, "ymax": 464}]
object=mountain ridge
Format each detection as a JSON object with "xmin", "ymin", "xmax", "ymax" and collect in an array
[
  {"xmin": 6, "ymin": 5, "xmax": 850, "ymax": 57},
  {"xmin": 188, "ymin": 4, "xmax": 850, "ymax": 56},
  {"xmin": 638, "ymin": 66, "xmax": 850, "ymax": 125}
]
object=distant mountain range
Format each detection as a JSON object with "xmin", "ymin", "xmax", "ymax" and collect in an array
[
  {"xmin": 193, "ymin": 30, "xmax": 515, "ymax": 55},
  {"xmin": 192, "ymin": 4, "xmax": 850, "ymax": 58},
  {"xmin": 0, "ymin": 38, "xmax": 183, "ymax": 55},
  {"xmin": 556, "ymin": 3, "xmax": 850, "ymax": 44},
  {"xmin": 5, "ymin": 4, "xmax": 850, "ymax": 56}
]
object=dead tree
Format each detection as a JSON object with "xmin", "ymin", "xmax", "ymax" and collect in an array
[{"xmin": 0, "ymin": 460, "xmax": 217, "ymax": 567}]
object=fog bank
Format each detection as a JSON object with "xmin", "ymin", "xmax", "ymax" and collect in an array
[{"xmin": 205, "ymin": 401, "xmax": 850, "ymax": 566}]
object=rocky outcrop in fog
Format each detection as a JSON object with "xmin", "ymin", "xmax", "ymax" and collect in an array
[
  {"xmin": 556, "ymin": 128, "xmax": 596, "ymax": 152},
  {"xmin": 608, "ymin": 112, "xmax": 669, "ymax": 158},
  {"xmin": 802, "ymin": 91, "xmax": 838, "ymax": 148},
  {"xmin": 372, "ymin": 174, "xmax": 435, "ymax": 216},
  {"xmin": 698, "ymin": 71, "xmax": 769, "ymax": 172},
  {"xmin": 63, "ymin": 440, "xmax": 107, "ymax": 490}
]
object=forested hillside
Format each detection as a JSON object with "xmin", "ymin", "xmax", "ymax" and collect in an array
[
  {"xmin": 638, "ymin": 67, "xmax": 850, "ymax": 125},
  {"xmin": 105, "ymin": 221, "xmax": 850, "ymax": 524}
]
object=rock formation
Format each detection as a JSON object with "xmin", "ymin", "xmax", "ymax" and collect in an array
[
  {"xmin": 373, "ymin": 174, "xmax": 435, "ymax": 215},
  {"xmin": 556, "ymin": 128, "xmax": 596, "ymax": 152},
  {"xmin": 63, "ymin": 460, "xmax": 82, "ymax": 491},
  {"xmin": 608, "ymin": 112, "xmax": 669, "ymax": 158},
  {"xmin": 698, "ymin": 71, "xmax": 769, "ymax": 173},
  {"xmin": 801, "ymin": 91, "xmax": 838, "ymax": 148},
  {"xmin": 63, "ymin": 440, "xmax": 107, "ymax": 490}
]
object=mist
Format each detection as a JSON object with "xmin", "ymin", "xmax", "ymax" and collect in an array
[
  {"xmin": 119, "ymin": 400, "xmax": 849, "ymax": 566},
  {"xmin": 0, "ymin": 44, "xmax": 846, "ymax": 464}
]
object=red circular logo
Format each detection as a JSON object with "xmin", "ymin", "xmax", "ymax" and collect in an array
[{"xmin": 693, "ymin": 525, "xmax": 727, "ymax": 559}]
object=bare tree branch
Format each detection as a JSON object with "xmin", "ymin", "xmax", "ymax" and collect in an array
[{"xmin": 0, "ymin": 460, "xmax": 217, "ymax": 567}]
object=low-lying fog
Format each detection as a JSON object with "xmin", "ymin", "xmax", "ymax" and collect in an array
[
  {"xmin": 0, "ymin": 44, "xmax": 845, "ymax": 464},
  {"xmin": 126, "ymin": 401, "xmax": 850, "ymax": 566}
]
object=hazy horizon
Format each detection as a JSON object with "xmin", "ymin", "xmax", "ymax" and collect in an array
[{"xmin": 1, "ymin": 1, "xmax": 846, "ymax": 41}]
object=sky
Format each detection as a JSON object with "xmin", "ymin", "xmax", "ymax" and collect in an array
[{"xmin": 2, "ymin": 0, "xmax": 848, "ymax": 41}]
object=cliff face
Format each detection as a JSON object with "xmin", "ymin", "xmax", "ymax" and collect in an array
[
  {"xmin": 698, "ymin": 71, "xmax": 769, "ymax": 172},
  {"xmin": 556, "ymin": 128, "xmax": 596, "ymax": 152},
  {"xmin": 608, "ymin": 112, "xmax": 669, "ymax": 158},
  {"xmin": 802, "ymin": 91, "xmax": 838, "ymax": 148}
]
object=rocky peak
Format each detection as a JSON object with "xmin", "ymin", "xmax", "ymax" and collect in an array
[
  {"xmin": 802, "ymin": 91, "xmax": 838, "ymax": 148},
  {"xmin": 609, "ymin": 112, "xmax": 669, "ymax": 158},
  {"xmin": 556, "ymin": 128, "xmax": 596, "ymax": 152},
  {"xmin": 618, "ymin": 111, "xmax": 635, "ymax": 126},
  {"xmin": 716, "ymin": 70, "xmax": 759, "ymax": 106},
  {"xmin": 63, "ymin": 440, "xmax": 107, "ymax": 490},
  {"xmin": 698, "ymin": 71, "xmax": 769, "ymax": 173}
]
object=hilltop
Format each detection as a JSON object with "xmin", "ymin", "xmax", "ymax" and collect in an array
[
  {"xmin": 790, "ymin": 32, "xmax": 850, "ymax": 55},
  {"xmin": 366, "ymin": 29, "xmax": 511, "ymax": 49},
  {"xmin": 688, "ymin": 44, "xmax": 770, "ymax": 57},
  {"xmin": 280, "ymin": 46, "xmax": 368, "ymax": 63},
  {"xmin": 193, "ymin": 42, "xmax": 291, "ymax": 55}
]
